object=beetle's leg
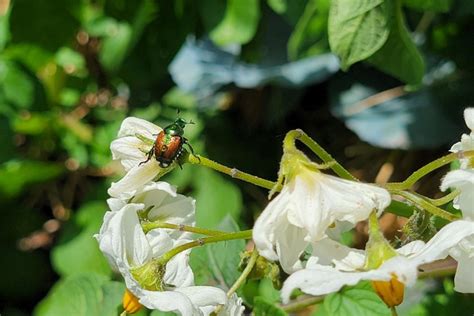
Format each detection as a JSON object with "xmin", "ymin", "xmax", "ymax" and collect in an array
[
  {"xmin": 139, "ymin": 147, "xmax": 154, "ymax": 166},
  {"xmin": 183, "ymin": 138, "xmax": 200, "ymax": 162}
]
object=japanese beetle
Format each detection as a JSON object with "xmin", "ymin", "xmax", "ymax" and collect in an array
[{"xmin": 140, "ymin": 118, "xmax": 195, "ymax": 168}]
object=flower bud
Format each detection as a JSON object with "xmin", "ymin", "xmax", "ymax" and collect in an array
[
  {"xmin": 371, "ymin": 277, "xmax": 405, "ymax": 307},
  {"xmin": 122, "ymin": 289, "xmax": 142, "ymax": 314}
]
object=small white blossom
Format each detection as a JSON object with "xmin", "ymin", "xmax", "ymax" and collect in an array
[
  {"xmin": 449, "ymin": 108, "xmax": 474, "ymax": 168},
  {"xmin": 201, "ymin": 293, "xmax": 245, "ymax": 316},
  {"xmin": 96, "ymin": 183, "xmax": 227, "ymax": 315},
  {"xmin": 253, "ymin": 159, "xmax": 391, "ymax": 273},
  {"xmin": 108, "ymin": 117, "xmax": 168, "ymax": 197},
  {"xmin": 440, "ymin": 169, "xmax": 474, "ymax": 220},
  {"xmin": 281, "ymin": 220, "xmax": 474, "ymax": 303}
]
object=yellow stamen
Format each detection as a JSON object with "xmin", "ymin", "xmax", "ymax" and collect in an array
[
  {"xmin": 371, "ymin": 277, "xmax": 405, "ymax": 307},
  {"xmin": 122, "ymin": 289, "xmax": 143, "ymax": 314}
]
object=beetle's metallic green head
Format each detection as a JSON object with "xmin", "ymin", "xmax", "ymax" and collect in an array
[{"xmin": 164, "ymin": 118, "xmax": 194, "ymax": 136}]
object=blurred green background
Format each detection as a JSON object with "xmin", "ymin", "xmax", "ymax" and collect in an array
[{"xmin": 0, "ymin": 0, "xmax": 473, "ymax": 315}]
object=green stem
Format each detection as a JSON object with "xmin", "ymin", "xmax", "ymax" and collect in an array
[
  {"xmin": 227, "ymin": 249, "xmax": 258, "ymax": 297},
  {"xmin": 413, "ymin": 190, "xmax": 460, "ymax": 206},
  {"xmin": 160, "ymin": 230, "xmax": 253, "ymax": 263},
  {"xmin": 385, "ymin": 151, "xmax": 474, "ymax": 190},
  {"xmin": 284, "ymin": 129, "xmax": 357, "ymax": 181},
  {"xmin": 391, "ymin": 306, "xmax": 398, "ymax": 316},
  {"xmin": 280, "ymin": 295, "xmax": 324, "ymax": 313},
  {"xmin": 391, "ymin": 190, "xmax": 460, "ymax": 221},
  {"xmin": 142, "ymin": 221, "xmax": 227, "ymax": 236},
  {"xmin": 187, "ymin": 154, "xmax": 278, "ymax": 191}
]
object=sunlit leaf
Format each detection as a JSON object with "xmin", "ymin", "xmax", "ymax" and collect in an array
[
  {"xmin": 34, "ymin": 274, "xmax": 123, "ymax": 316},
  {"xmin": 328, "ymin": 0, "xmax": 390, "ymax": 69},
  {"xmin": 315, "ymin": 282, "xmax": 391, "ymax": 316},
  {"xmin": 210, "ymin": 0, "xmax": 260, "ymax": 46},
  {"xmin": 51, "ymin": 201, "xmax": 111, "ymax": 277},
  {"xmin": 369, "ymin": 0, "xmax": 424, "ymax": 85}
]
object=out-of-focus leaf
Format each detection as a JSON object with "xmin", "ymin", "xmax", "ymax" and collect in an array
[
  {"xmin": 3, "ymin": 43, "xmax": 53, "ymax": 72},
  {"xmin": 192, "ymin": 168, "xmax": 242, "ymax": 228},
  {"xmin": 369, "ymin": 0, "xmax": 424, "ymax": 85},
  {"xmin": 91, "ymin": 121, "xmax": 121, "ymax": 167},
  {"xmin": 210, "ymin": 0, "xmax": 260, "ymax": 46},
  {"xmin": 0, "ymin": 6, "xmax": 10, "ymax": 50},
  {"xmin": 190, "ymin": 216, "xmax": 245, "ymax": 287},
  {"xmin": 10, "ymin": 0, "xmax": 80, "ymax": 52},
  {"xmin": 51, "ymin": 201, "xmax": 111, "ymax": 277},
  {"xmin": 34, "ymin": 273, "xmax": 123, "ymax": 316},
  {"xmin": 0, "ymin": 60, "xmax": 34, "ymax": 108},
  {"xmin": 267, "ymin": 0, "xmax": 287, "ymax": 14},
  {"xmin": 12, "ymin": 112, "xmax": 51, "ymax": 135},
  {"xmin": 253, "ymin": 296, "xmax": 287, "ymax": 316},
  {"xmin": 0, "ymin": 160, "xmax": 64, "ymax": 197},
  {"xmin": 315, "ymin": 282, "xmax": 391, "ymax": 316},
  {"xmin": 55, "ymin": 47, "xmax": 86, "ymax": 77},
  {"xmin": 170, "ymin": 37, "xmax": 339, "ymax": 100},
  {"xmin": 403, "ymin": 0, "xmax": 452, "ymax": 12},
  {"xmin": 329, "ymin": 61, "xmax": 469, "ymax": 149},
  {"xmin": 0, "ymin": 116, "xmax": 15, "ymax": 163},
  {"xmin": 288, "ymin": 0, "xmax": 330, "ymax": 60},
  {"xmin": 328, "ymin": 0, "xmax": 390, "ymax": 70}
]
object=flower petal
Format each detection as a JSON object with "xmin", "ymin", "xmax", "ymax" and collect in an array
[
  {"xmin": 287, "ymin": 172, "xmax": 390, "ymax": 242},
  {"xmin": 96, "ymin": 203, "xmax": 151, "ymax": 267},
  {"xmin": 138, "ymin": 289, "xmax": 200, "ymax": 315},
  {"xmin": 311, "ymin": 238, "xmax": 365, "ymax": 271},
  {"xmin": 464, "ymin": 108, "xmax": 474, "ymax": 132},
  {"xmin": 118, "ymin": 117, "xmax": 162, "ymax": 138},
  {"xmin": 107, "ymin": 160, "xmax": 163, "ymax": 197},
  {"xmin": 440, "ymin": 169, "xmax": 474, "ymax": 219},
  {"xmin": 111, "ymin": 136, "xmax": 151, "ymax": 171},
  {"xmin": 175, "ymin": 286, "xmax": 227, "ymax": 309}
]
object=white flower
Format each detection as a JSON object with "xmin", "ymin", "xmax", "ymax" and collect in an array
[
  {"xmin": 96, "ymin": 183, "xmax": 227, "ymax": 315},
  {"xmin": 281, "ymin": 220, "xmax": 474, "ymax": 303},
  {"xmin": 108, "ymin": 117, "xmax": 169, "ymax": 197},
  {"xmin": 440, "ymin": 169, "xmax": 474, "ymax": 220},
  {"xmin": 253, "ymin": 161, "xmax": 391, "ymax": 273},
  {"xmin": 200, "ymin": 293, "xmax": 245, "ymax": 316},
  {"xmin": 449, "ymin": 108, "xmax": 474, "ymax": 168}
]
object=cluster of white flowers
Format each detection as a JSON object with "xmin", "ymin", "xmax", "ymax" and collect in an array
[
  {"xmin": 97, "ymin": 108, "xmax": 474, "ymax": 314},
  {"xmin": 96, "ymin": 118, "xmax": 244, "ymax": 315},
  {"xmin": 253, "ymin": 108, "xmax": 474, "ymax": 304}
]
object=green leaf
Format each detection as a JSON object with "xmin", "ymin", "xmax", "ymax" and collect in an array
[
  {"xmin": 253, "ymin": 296, "xmax": 288, "ymax": 316},
  {"xmin": 34, "ymin": 274, "xmax": 124, "ymax": 316},
  {"xmin": 328, "ymin": 0, "xmax": 390, "ymax": 70},
  {"xmin": 51, "ymin": 201, "xmax": 111, "ymax": 277},
  {"xmin": 210, "ymin": 0, "xmax": 260, "ymax": 46},
  {"xmin": 267, "ymin": 0, "xmax": 288, "ymax": 14},
  {"xmin": 369, "ymin": 0, "xmax": 425, "ymax": 85},
  {"xmin": 315, "ymin": 282, "xmax": 391, "ymax": 316},
  {"xmin": 0, "ymin": 160, "xmax": 64, "ymax": 197},
  {"xmin": 192, "ymin": 167, "xmax": 242, "ymax": 229},
  {"xmin": 0, "ymin": 60, "xmax": 34, "ymax": 108},
  {"xmin": 403, "ymin": 0, "xmax": 452, "ymax": 12},
  {"xmin": 12, "ymin": 112, "xmax": 51, "ymax": 135},
  {"xmin": 190, "ymin": 216, "xmax": 245, "ymax": 287},
  {"xmin": 288, "ymin": 0, "xmax": 330, "ymax": 60}
]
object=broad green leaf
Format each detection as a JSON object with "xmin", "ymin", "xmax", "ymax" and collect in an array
[
  {"xmin": 403, "ymin": 0, "xmax": 451, "ymax": 12},
  {"xmin": 0, "ymin": 160, "xmax": 64, "ymax": 197},
  {"xmin": 190, "ymin": 216, "xmax": 245, "ymax": 287},
  {"xmin": 0, "ymin": 60, "xmax": 34, "ymax": 108},
  {"xmin": 210, "ymin": 0, "xmax": 260, "ymax": 46},
  {"xmin": 315, "ymin": 282, "xmax": 391, "ymax": 316},
  {"xmin": 192, "ymin": 168, "xmax": 242, "ymax": 228},
  {"xmin": 51, "ymin": 201, "xmax": 111, "ymax": 277},
  {"xmin": 288, "ymin": 0, "xmax": 330, "ymax": 60},
  {"xmin": 328, "ymin": 0, "xmax": 390, "ymax": 69},
  {"xmin": 369, "ymin": 0, "xmax": 425, "ymax": 85},
  {"xmin": 253, "ymin": 296, "xmax": 287, "ymax": 316},
  {"xmin": 34, "ymin": 273, "xmax": 124, "ymax": 316}
]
